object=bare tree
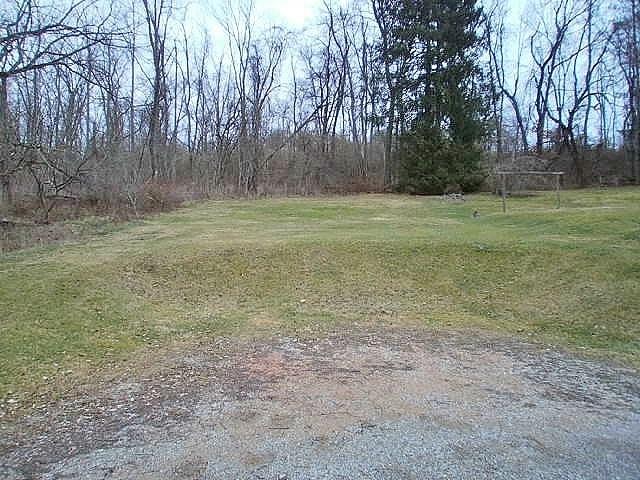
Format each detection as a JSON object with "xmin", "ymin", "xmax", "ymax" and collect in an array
[
  {"xmin": 528, "ymin": 0, "xmax": 586, "ymax": 154},
  {"xmin": 141, "ymin": 0, "xmax": 171, "ymax": 180},
  {"xmin": 543, "ymin": 0, "xmax": 610, "ymax": 185},
  {"xmin": 372, "ymin": 0, "xmax": 406, "ymax": 187},
  {"xmin": 485, "ymin": 3, "xmax": 529, "ymax": 152},
  {"xmin": 613, "ymin": 0, "xmax": 640, "ymax": 183},
  {"xmin": 0, "ymin": 0, "xmax": 119, "ymax": 212}
]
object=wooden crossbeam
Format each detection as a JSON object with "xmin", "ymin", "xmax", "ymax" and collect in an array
[
  {"xmin": 495, "ymin": 171, "xmax": 564, "ymax": 175},
  {"xmin": 497, "ymin": 171, "xmax": 564, "ymax": 212}
]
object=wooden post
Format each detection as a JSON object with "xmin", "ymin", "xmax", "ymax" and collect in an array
[
  {"xmin": 496, "ymin": 171, "xmax": 563, "ymax": 212},
  {"xmin": 501, "ymin": 173, "xmax": 507, "ymax": 213}
]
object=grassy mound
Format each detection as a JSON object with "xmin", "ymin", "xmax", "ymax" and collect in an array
[{"xmin": 2, "ymin": 188, "xmax": 639, "ymax": 397}]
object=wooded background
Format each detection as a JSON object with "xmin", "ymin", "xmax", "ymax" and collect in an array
[{"xmin": 0, "ymin": 0, "xmax": 637, "ymax": 222}]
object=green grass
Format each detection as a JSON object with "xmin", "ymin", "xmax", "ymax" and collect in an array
[{"xmin": 1, "ymin": 188, "xmax": 640, "ymax": 398}]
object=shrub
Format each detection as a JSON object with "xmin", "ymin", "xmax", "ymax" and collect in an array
[
  {"xmin": 138, "ymin": 182, "xmax": 185, "ymax": 213},
  {"xmin": 398, "ymin": 133, "xmax": 486, "ymax": 195}
]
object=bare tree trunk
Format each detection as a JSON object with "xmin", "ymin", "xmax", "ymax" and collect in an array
[
  {"xmin": 129, "ymin": 0, "xmax": 137, "ymax": 154},
  {"xmin": 372, "ymin": 0, "xmax": 397, "ymax": 188},
  {"xmin": 0, "ymin": 77, "xmax": 12, "ymax": 209},
  {"xmin": 632, "ymin": 0, "xmax": 640, "ymax": 184},
  {"xmin": 582, "ymin": 0, "xmax": 594, "ymax": 148},
  {"xmin": 142, "ymin": 0, "xmax": 171, "ymax": 180},
  {"xmin": 182, "ymin": 30, "xmax": 194, "ymax": 182}
]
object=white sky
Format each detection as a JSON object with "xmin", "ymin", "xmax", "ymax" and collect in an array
[
  {"xmin": 254, "ymin": 0, "xmax": 324, "ymax": 28},
  {"xmin": 182, "ymin": 0, "xmax": 353, "ymax": 35}
]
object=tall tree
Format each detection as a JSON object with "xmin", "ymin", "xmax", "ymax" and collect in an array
[
  {"xmin": 372, "ymin": 0, "xmax": 406, "ymax": 187},
  {"xmin": 485, "ymin": 2, "xmax": 529, "ymax": 152},
  {"xmin": 141, "ymin": 0, "xmax": 172, "ymax": 180},
  {"xmin": 384, "ymin": 0, "xmax": 487, "ymax": 194},
  {"xmin": 613, "ymin": 0, "xmax": 640, "ymax": 183}
]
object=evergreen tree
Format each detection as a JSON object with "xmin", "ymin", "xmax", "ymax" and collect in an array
[{"xmin": 389, "ymin": 0, "xmax": 488, "ymax": 194}]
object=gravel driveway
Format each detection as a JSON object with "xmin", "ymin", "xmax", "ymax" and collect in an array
[{"xmin": 1, "ymin": 329, "xmax": 639, "ymax": 479}]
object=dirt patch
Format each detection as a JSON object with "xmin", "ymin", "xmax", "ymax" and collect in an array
[{"xmin": 1, "ymin": 328, "xmax": 639, "ymax": 479}]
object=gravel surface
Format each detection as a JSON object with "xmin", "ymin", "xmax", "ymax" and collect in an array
[{"xmin": 1, "ymin": 329, "xmax": 639, "ymax": 479}]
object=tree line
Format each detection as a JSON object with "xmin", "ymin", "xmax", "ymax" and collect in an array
[{"xmin": 0, "ymin": 0, "xmax": 637, "ymax": 221}]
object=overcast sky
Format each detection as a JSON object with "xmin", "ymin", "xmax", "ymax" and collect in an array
[
  {"xmin": 182, "ymin": 0, "xmax": 351, "ymax": 35},
  {"xmin": 253, "ymin": 0, "xmax": 330, "ymax": 28}
]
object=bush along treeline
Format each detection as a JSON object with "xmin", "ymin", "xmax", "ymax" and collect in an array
[{"xmin": 0, "ymin": 0, "xmax": 638, "ymax": 224}]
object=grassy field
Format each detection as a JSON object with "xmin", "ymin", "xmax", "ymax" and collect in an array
[{"xmin": 1, "ymin": 188, "xmax": 640, "ymax": 399}]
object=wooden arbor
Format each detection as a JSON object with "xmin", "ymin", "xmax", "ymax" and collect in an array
[{"xmin": 496, "ymin": 171, "xmax": 564, "ymax": 212}]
